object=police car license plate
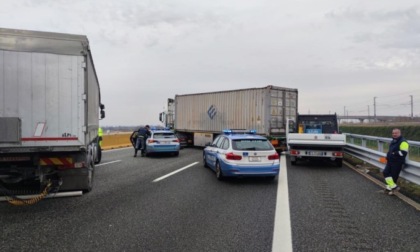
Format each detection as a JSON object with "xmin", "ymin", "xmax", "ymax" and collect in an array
[{"xmin": 249, "ymin": 156, "xmax": 261, "ymax": 162}]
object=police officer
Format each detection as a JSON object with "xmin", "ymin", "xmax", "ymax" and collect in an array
[
  {"xmin": 134, "ymin": 125, "xmax": 151, "ymax": 157},
  {"xmin": 383, "ymin": 128, "xmax": 409, "ymax": 195}
]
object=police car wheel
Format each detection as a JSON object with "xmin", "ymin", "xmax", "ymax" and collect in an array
[
  {"xmin": 203, "ymin": 152, "xmax": 209, "ymax": 168},
  {"xmin": 216, "ymin": 161, "xmax": 224, "ymax": 181}
]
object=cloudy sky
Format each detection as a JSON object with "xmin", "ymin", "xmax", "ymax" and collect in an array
[{"xmin": 1, "ymin": 0, "xmax": 419, "ymax": 126}]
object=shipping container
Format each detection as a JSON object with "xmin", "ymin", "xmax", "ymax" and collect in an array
[{"xmin": 171, "ymin": 85, "xmax": 298, "ymax": 149}]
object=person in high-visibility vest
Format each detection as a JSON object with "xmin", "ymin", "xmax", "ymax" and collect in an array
[
  {"xmin": 98, "ymin": 127, "xmax": 103, "ymax": 147},
  {"xmin": 383, "ymin": 128, "xmax": 409, "ymax": 195}
]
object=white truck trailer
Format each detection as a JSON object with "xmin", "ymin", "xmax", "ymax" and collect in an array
[
  {"xmin": 167, "ymin": 86, "xmax": 298, "ymax": 150},
  {"xmin": 286, "ymin": 114, "xmax": 346, "ymax": 167},
  {"xmin": 0, "ymin": 28, "xmax": 105, "ymax": 198}
]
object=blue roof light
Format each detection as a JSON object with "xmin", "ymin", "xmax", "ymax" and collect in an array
[
  {"xmin": 223, "ymin": 129, "xmax": 257, "ymax": 135},
  {"xmin": 223, "ymin": 129, "xmax": 233, "ymax": 135}
]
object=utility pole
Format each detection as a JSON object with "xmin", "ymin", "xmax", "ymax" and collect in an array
[
  {"xmin": 368, "ymin": 105, "xmax": 370, "ymax": 122},
  {"xmin": 410, "ymin": 95, "xmax": 414, "ymax": 119},
  {"xmin": 344, "ymin": 106, "xmax": 346, "ymax": 118},
  {"xmin": 373, "ymin": 97, "xmax": 377, "ymax": 122}
]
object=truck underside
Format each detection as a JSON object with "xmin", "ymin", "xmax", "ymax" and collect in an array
[{"xmin": 0, "ymin": 150, "xmax": 95, "ymax": 197}]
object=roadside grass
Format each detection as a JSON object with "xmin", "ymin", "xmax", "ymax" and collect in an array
[{"xmin": 344, "ymin": 154, "xmax": 420, "ymax": 204}]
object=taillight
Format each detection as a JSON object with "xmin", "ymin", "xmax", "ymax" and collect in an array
[
  {"xmin": 226, "ymin": 152, "xmax": 242, "ymax": 160},
  {"xmin": 290, "ymin": 150, "xmax": 300, "ymax": 155},
  {"xmin": 148, "ymin": 139, "xmax": 157, "ymax": 143},
  {"xmin": 333, "ymin": 152, "xmax": 343, "ymax": 157},
  {"xmin": 173, "ymin": 139, "xmax": 179, "ymax": 142},
  {"xmin": 268, "ymin": 153, "xmax": 279, "ymax": 160}
]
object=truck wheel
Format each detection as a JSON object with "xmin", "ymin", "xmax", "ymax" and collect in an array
[
  {"xmin": 174, "ymin": 151, "xmax": 179, "ymax": 156},
  {"xmin": 83, "ymin": 162, "xmax": 94, "ymax": 193},
  {"xmin": 335, "ymin": 159, "xmax": 343, "ymax": 168},
  {"xmin": 291, "ymin": 160, "xmax": 297, "ymax": 165},
  {"xmin": 94, "ymin": 145, "xmax": 102, "ymax": 164},
  {"xmin": 215, "ymin": 161, "xmax": 224, "ymax": 181}
]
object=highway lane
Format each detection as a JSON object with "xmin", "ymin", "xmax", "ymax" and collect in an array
[
  {"xmin": 1, "ymin": 148, "xmax": 419, "ymax": 252},
  {"xmin": 288, "ymin": 158, "xmax": 420, "ymax": 251},
  {"xmin": 0, "ymin": 148, "xmax": 279, "ymax": 252}
]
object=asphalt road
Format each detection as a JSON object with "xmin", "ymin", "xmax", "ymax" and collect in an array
[{"xmin": 0, "ymin": 148, "xmax": 419, "ymax": 252}]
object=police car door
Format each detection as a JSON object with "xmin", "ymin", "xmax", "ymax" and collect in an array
[{"xmin": 207, "ymin": 136, "xmax": 224, "ymax": 168}]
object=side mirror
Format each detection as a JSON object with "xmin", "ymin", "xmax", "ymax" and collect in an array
[{"xmin": 100, "ymin": 110, "xmax": 105, "ymax": 119}]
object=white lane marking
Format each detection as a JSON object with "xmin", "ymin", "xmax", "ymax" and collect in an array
[
  {"xmin": 95, "ymin": 160, "xmax": 121, "ymax": 167},
  {"xmin": 272, "ymin": 154, "xmax": 293, "ymax": 252},
  {"xmin": 153, "ymin": 162, "xmax": 199, "ymax": 182}
]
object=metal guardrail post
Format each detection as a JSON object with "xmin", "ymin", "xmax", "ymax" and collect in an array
[{"xmin": 378, "ymin": 141, "xmax": 384, "ymax": 153}]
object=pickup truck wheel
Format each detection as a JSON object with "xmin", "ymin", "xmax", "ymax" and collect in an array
[
  {"xmin": 291, "ymin": 160, "xmax": 297, "ymax": 165},
  {"xmin": 335, "ymin": 159, "xmax": 343, "ymax": 167},
  {"xmin": 215, "ymin": 161, "xmax": 224, "ymax": 181}
]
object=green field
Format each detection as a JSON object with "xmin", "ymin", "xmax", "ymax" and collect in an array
[{"xmin": 340, "ymin": 124, "xmax": 420, "ymax": 141}]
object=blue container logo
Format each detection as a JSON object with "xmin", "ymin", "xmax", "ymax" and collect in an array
[{"xmin": 207, "ymin": 105, "xmax": 217, "ymax": 120}]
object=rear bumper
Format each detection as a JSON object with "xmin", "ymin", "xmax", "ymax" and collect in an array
[
  {"xmin": 219, "ymin": 160, "xmax": 280, "ymax": 177},
  {"xmin": 146, "ymin": 144, "xmax": 180, "ymax": 153}
]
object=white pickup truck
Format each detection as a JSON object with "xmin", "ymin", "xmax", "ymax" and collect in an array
[{"xmin": 286, "ymin": 114, "xmax": 346, "ymax": 167}]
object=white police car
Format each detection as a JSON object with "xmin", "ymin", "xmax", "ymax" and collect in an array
[
  {"xmin": 203, "ymin": 129, "xmax": 280, "ymax": 180},
  {"xmin": 145, "ymin": 129, "xmax": 180, "ymax": 156}
]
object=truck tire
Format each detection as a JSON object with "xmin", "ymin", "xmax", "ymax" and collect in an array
[
  {"xmin": 335, "ymin": 159, "xmax": 343, "ymax": 168},
  {"xmin": 83, "ymin": 162, "xmax": 94, "ymax": 193},
  {"xmin": 291, "ymin": 160, "xmax": 297, "ymax": 165},
  {"xmin": 94, "ymin": 145, "xmax": 102, "ymax": 164}
]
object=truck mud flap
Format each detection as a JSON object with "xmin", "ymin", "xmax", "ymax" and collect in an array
[{"xmin": 57, "ymin": 167, "xmax": 93, "ymax": 192}]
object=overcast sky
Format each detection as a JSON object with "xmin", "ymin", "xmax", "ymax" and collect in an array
[{"xmin": 1, "ymin": 0, "xmax": 419, "ymax": 126}]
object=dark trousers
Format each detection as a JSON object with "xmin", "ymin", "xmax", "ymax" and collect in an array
[
  {"xmin": 383, "ymin": 162, "xmax": 404, "ymax": 183},
  {"xmin": 135, "ymin": 136, "xmax": 146, "ymax": 155}
]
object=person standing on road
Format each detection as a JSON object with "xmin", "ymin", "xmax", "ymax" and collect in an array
[
  {"xmin": 98, "ymin": 127, "xmax": 103, "ymax": 147},
  {"xmin": 383, "ymin": 128, "xmax": 409, "ymax": 195},
  {"xmin": 134, "ymin": 125, "xmax": 151, "ymax": 157}
]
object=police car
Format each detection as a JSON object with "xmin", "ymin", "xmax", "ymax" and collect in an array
[
  {"xmin": 203, "ymin": 129, "xmax": 280, "ymax": 180},
  {"xmin": 145, "ymin": 129, "xmax": 180, "ymax": 156}
]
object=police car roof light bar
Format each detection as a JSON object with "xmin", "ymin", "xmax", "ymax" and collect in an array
[{"xmin": 223, "ymin": 129, "xmax": 257, "ymax": 135}]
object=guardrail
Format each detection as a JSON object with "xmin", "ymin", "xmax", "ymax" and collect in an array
[
  {"xmin": 344, "ymin": 133, "xmax": 420, "ymax": 186},
  {"xmin": 102, "ymin": 133, "xmax": 132, "ymax": 150}
]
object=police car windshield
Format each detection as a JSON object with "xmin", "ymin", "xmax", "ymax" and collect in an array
[
  {"xmin": 232, "ymin": 139, "xmax": 273, "ymax": 151},
  {"xmin": 153, "ymin": 132, "xmax": 176, "ymax": 139}
]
